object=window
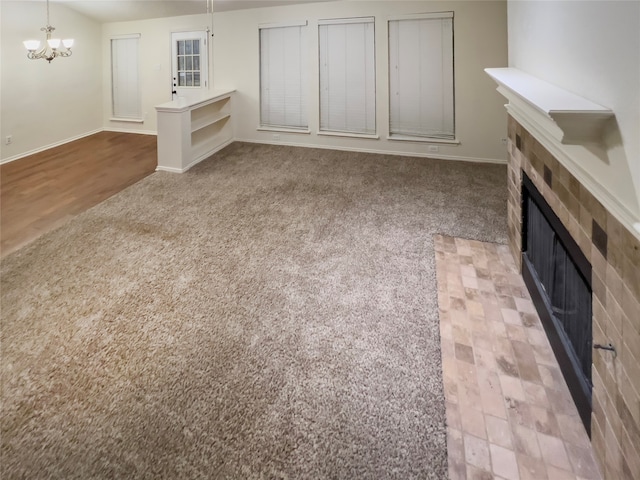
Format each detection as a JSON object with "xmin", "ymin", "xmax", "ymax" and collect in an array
[
  {"xmin": 259, "ymin": 22, "xmax": 308, "ymax": 130},
  {"xmin": 111, "ymin": 35, "xmax": 141, "ymax": 120},
  {"xmin": 389, "ymin": 13, "xmax": 454, "ymax": 140},
  {"xmin": 176, "ymin": 39, "xmax": 201, "ymax": 87},
  {"xmin": 319, "ymin": 17, "xmax": 376, "ymax": 135}
]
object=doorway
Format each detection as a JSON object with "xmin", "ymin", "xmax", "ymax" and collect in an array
[{"xmin": 171, "ymin": 31, "xmax": 209, "ymax": 100}]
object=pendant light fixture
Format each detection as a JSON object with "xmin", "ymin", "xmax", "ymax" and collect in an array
[{"xmin": 23, "ymin": 0, "xmax": 74, "ymax": 63}]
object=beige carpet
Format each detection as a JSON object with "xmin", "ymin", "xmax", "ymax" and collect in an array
[{"xmin": 1, "ymin": 143, "xmax": 507, "ymax": 479}]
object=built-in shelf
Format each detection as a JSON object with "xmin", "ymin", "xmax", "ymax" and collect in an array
[
  {"xmin": 190, "ymin": 113, "xmax": 231, "ymax": 134},
  {"xmin": 155, "ymin": 89, "xmax": 235, "ymax": 173},
  {"xmin": 485, "ymin": 68, "xmax": 614, "ymax": 145}
]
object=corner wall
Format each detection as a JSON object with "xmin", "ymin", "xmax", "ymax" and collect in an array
[
  {"xmin": 508, "ymin": 0, "xmax": 640, "ymax": 234},
  {"xmin": 101, "ymin": 13, "xmax": 214, "ymax": 135},
  {"xmin": 213, "ymin": 0, "xmax": 508, "ymax": 163},
  {"xmin": 0, "ymin": 0, "xmax": 103, "ymax": 163}
]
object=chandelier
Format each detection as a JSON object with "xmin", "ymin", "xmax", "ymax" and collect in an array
[{"xmin": 23, "ymin": 0, "xmax": 74, "ymax": 63}]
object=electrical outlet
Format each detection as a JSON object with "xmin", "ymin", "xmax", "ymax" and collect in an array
[
  {"xmin": 272, "ymin": 133, "xmax": 280, "ymax": 141},
  {"xmin": 5, "ymin": 135, "xmax": 12, "ymax": 145},
  {"xmin": 501, "ymin": 138, "xmax": 508, "ymax": 146},
  {"xmin": 428, "ymin": 145, "xmax": 439, "ymax": 153}
]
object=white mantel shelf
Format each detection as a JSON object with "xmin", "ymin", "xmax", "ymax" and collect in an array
[
  {"xmin": 486, "ymin": 67, "xmax": 640, "ymax": 237},
  {"xmin": 485, "ymin": 68, "xmax": 614, "ymax": 145}
]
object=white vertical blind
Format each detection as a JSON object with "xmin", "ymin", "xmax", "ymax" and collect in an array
[
  {"xmin": 111, "ymin": 35, "xmax": 141, "ymax": 120},
  {"xmin": 319, "ymin": 17, "xmax": 376, "ymax": 135},
  {"xmin": 260, "ymin": 23, "xmax": 308, "ymax": 129},
  {"xmin": 389, "ymin": 13, "xmax": 454, "ymax": 139}
]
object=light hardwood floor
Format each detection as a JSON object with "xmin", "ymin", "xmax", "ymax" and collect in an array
[{"xmin": 1, "ymin": 131, "xmax": 157, "ymax": 258}]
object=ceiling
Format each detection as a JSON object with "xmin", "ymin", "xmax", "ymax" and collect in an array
[{"xmin": 49, "ymin": 0, "xmax": 334, "ymax": 23}]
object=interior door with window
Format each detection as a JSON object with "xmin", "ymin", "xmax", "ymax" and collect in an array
[{"xmin": 171, "ymin": 31, "xmax": 209, "ymax": 100}]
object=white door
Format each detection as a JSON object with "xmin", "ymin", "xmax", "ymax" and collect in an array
[{"xmin": 171, "ymin": 31, "xmax": 209, "ymax": 100}]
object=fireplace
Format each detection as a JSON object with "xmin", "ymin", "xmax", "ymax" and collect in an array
[
  {"xmin": 520, "ymin": 173, "xmax": 593, "ymax": 433},
  {"xmin": 504, "ymin": 117, "xmax": 640, "ymax": 478},
  {"xmin": 486, "ymin": 62, "xmax": 640, "ymax": 476}
]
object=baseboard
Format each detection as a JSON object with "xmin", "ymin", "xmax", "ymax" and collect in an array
[
  {"xmin": 1, "ymin": 129, "xmax": 103, "ymax": 165},
  {"xmin": 2, "ymin": 132, "xmax": 506, "ymax": 169},
  {"xmin": 235, "ymin": 138, "xmax": 507, "ymax": 165},
  {"xmin": 155, "ymin": 165, "xmax": 184, "ymax": 173},
  {"xmin": 156, "ymin": 138, "xmax": 234, "ymax": 174},
  {"xmin": 103, "ymin": 128, "xmax": 157, "ymax": 136}
]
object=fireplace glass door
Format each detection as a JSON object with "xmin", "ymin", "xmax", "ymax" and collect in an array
[{"xmin": 521, "ymin": 174, "xmax": 593, "ymax": 433}]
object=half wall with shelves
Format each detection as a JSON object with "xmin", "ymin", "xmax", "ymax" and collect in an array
[{"xmin": 155, "ymin": 89, "xmax": 235, "ymax": 173}]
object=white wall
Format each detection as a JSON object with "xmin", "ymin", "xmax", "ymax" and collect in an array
[
  {"xmin": 213, "ymin": 0, "xmax": 509, "ymax": 163},
  {"xmin": 1, "ymin": 1, "xmax": 508, "ymax": 165},
  {"xmin": 508, "ymin": 0, "xmax": 640, "ymax": 225},
  {"xmin": 0, "ymin": 0, "xmax": 103, "ymax": 162},
  {"xmin": 102, "ymin": 13, "xmax": 214, "ymax": 134}
]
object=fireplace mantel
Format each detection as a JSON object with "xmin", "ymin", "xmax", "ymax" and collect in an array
[
  {"xmin": 486, "ymin": 67, "xmax": 640, "ymax": 237},
  {"xmin": 485, "ymin": 68, "xmax": 614, "ymax": 145}
]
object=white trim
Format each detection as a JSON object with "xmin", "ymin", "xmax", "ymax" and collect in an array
[
  {"xmin": 1, "ymin": 129, "xmax": 103, "ymax": 165},
  {"xmin": 259, "ymin": 20, "xmax": 308, "ymax": 29},
  {"xmin": 156, "ymin": 138, "xmax": 234, "ymax": 174},
  {"xmin": 109, "ymin": 33, "xmax": 141, "ymax": 40},
  {"xmin": 506, "ymin": 103, "xmax": 640, "ymax": 240},
  {"xmin": 388, "ymin": 135, "xmax": 460, "ymax": 145},
  {"xmin": 155, "ymin": 165, "xmax": 183, "ymax": 174},
  {"xmin": 485, "ymin": 68, "xmax": 613, "ymax": 145},
  {"xmin": 485, "ymin": 67, "xmax": 640, "ymax": 240},
  {"xmin": 257, "ymin": 127, "xmax": 311, "ymax": 134},
  {"xmin": 236, "ymin": 137, "xmax": 505, "ymax": 164},
  {"xmin": 109, "ymin": 117, "xmax": 144, "ymax": 123},
  {"xmin": 318, "ymin": 17, "xmax": 374, "ymax": 25},
  {"xmin": 156, "ymin": 89, "xmax": 235, "ymax": 112},
  {"xmin": 317, "ymin": 131, "xmax": 379, "ymax": 140},
  {"xmin": 170, "ymin": 27, "xmax": 211, "ymax": 34},
  {"xmin": 388, "ymin": 11, "xmax": 453, "ymax": 21},
  {"xmin": 103, "ymin": 127, "xmax": 156, "ymax": 136}
]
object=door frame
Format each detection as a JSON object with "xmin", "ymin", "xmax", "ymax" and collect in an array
[{"xmin": 171, "ymin": 30, "xmax": 210, "ymax": 100}]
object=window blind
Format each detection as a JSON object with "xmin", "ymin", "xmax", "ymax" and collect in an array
[
  {"xmin": 260, "ymin": 23, "xmax": 308, "ymax": 129},
  {"xmin": 111, "ymin": 35, "xmax": 141, "ymax": 120},
  {"xmin": 319, "ymin": 17, "xmax": 376, "ymax": 135},
  {"xmin": 389, "ymin": 14, "xmax": 454, "ymax": 139}
]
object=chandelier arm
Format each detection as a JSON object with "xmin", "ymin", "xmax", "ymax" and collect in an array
[{"xmin": 27, "ymin": 42, "xmax": 49, "ymax": 59}]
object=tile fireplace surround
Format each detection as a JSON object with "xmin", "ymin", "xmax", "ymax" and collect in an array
[{"xmin": 506, "ymin": 116, "xmax": 640, "ymax": 479}]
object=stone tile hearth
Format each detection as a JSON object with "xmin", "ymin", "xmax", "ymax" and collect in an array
[{"xmin": 435, "ymin": 235, "xmax": 601, "ymax": 480}]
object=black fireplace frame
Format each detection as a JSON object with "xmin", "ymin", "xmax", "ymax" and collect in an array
[{"xmin": 521, "ymin": 173, "xmax": 593, "ymax": 435}]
